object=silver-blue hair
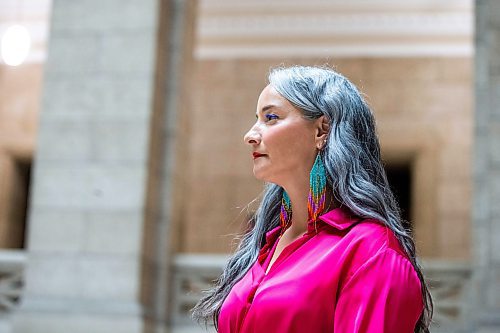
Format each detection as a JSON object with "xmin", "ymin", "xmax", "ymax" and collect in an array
[{"xmin": 192, "ymin": 65, "xmax": 432, "ymax": 332}]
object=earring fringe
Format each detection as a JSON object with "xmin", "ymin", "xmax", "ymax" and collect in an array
[
  {"xmin": 308, "ymin": 153, "xmax": 327, "ymax": 228},
  {"xmin": 280, "ymin": 190, "xmax": 292, "ymax": 233},
  {"xmin": 280, "ymin": 153, "xmax": 326, "ymax": 235}
]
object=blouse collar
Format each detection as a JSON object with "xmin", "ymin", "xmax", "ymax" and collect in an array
[
  {"xmin": 263, "ymin": 206, "xmax": 360, "ymax": 245},
  {"xmin": 317, "ymin": 206, "xmax": 360, "ymax": 230}
]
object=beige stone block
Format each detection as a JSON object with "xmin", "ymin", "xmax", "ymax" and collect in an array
[
  {"xmin": 0, "ymin": 64, "xmax": 42, "ymax": 135},
  {"xmin": 100, "ymin": 32, "xmax": 155, "ymax": 75},
  {"xmin": 28, "ymin": 208, "xmax": 143, "ymax": 255},
  {"xmin": 362, "ymin": 81, "xmax": 409, "ymax": 117},
  {"xmin": 45, "ymin": 34, "xmax": 101, "ymax": 75},
  {"xmin": 42, "ymin": 77, "xmax": 152, "ymax": 118},
  {"xmin": 365, "ymin": 58, "xmax": 441, "ymax": 83},
  {"xmin": 437, "ymin": 214, "xmax": 471, "ymax": 259},
  {"xmin": 190, "ymin": 144, "xmax": 251, "ymax": 179},
  {"xmin": 30, "ymin": 164, "xmax": 146, "ymax": 211},
  {"xmin": 24, "ymin": 254, "xmax": 80, "ymax": 298},
  {"xmin": 50, "ymin": 0, "xmax": 156, "ymax": 33},
  {"xmin": 412, "ymin": 149, "xmax": 439, "ymax": 258},
  {"xmin": 36, "ymin": 118, "xmax": 93, "ymax": 161},
  {"xmin": 436, "ymin": 180, "xmax": 471, "ymax": 216},
  {"xmin": 37, "ymin": 116, "xmax": 148, "ymax": 162},
  {"xmin": 18, "ymin": 252, "xmax": 141, "ymax": 301},
  {"xmin": 182, "ymin": 175, "xmax": 260, "ymax": 253},
  {"xmin": 330, "ymin": 59, "xmax": 370, "ymax": 86},
  {"xmin": 438, "ymin": 146, "xmax": 472, "ymax": 181},
  {"xmin": 411, "ymin": 85, "xmax": 471, "ymax": 121},
  {"xmin": 438, "ymin": 121, "xmax": 473, "ymax": 146},
  {"xmin": 83, "ymin": 211, "xmax": 143, "ymax": 255},
  {"xmin": 27, "ymin": 209, "xmax": 85, "ymax": 253},
  {"xmin": 78, "ymin": 254, "xmax": 140, "ymax": 300},
  {"xmin": 12, "ymin": 311, "xmax": 142, "ymax": 333},
  {"xmin": 435, "ymin": 57, "xmax": 473, "ymax": 83}
]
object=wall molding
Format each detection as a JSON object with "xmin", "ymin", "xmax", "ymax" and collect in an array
[
  {"xmin": 196, "ymin": 0, "xmax": 473, "ymax": 59},
  {"xmin": 0, "ymin": 0, "xmax": 474, "ymax": 64}
]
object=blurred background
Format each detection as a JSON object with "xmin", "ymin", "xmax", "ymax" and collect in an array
[{"xmin": 0, "ymin": 0, "xmax": 497, "ymax": 332}]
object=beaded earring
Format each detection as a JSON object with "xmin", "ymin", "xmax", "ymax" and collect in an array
[
  {"xmin": 308, "ymin": 152, "xmax": 327, "ymax": 225},
  {"xmin": 280, "ymin": 190, "xmax": 292, "ymax": 232}
]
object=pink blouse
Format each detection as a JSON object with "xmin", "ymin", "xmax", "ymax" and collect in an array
[{"xmin": 218, "ymin": 207, "xmax": 423, "ymax": 333}]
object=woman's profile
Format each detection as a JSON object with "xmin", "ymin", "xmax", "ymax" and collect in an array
[{"xmin": 192, "ymin": 65, "xmax": 433, "ymax": 333}]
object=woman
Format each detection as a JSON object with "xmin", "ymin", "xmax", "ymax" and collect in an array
[{"xmin": 192, "ymin": 66, "xmax": 433, "ymax": 332}]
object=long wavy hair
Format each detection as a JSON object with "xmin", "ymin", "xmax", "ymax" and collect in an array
[{"xmin": 192, "ymin": 65, "xmax": 433, "ymax": 332}]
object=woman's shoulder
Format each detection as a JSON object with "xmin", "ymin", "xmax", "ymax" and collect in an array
[
  {"xmin": 347, "ymin": 218, "xmax": 407, "ymax": 257},
  {"xmin": 316, "ymin": 220, "xmax": 420, "ymax": 306},
  {"xmin": 318, "ymin": 207, "xmax": 410, "ymax": 260},
  {"xmin": 320, "ymin": 217, "xmax": 417, "ymax": 282}
]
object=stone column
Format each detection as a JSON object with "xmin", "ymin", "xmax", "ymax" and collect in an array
[
  {"xmin": 141, "ymin": 0, "xmax": 197, "ymax": 332},
  {"xmin": 472, "ymin": 0, "xmax": 500, "ymax": 331},
  {"xmin": 10, "ymin": 1, "xmax": 196, "ymax": 332}
]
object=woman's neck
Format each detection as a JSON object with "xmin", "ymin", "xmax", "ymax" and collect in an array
[
  {"xmin": 281, "ymin": 177, "xmax": 308, "ymax": 237},
  {"xmin": 282, "ymin": 180, "xmax": 335, "ymax": 238}
]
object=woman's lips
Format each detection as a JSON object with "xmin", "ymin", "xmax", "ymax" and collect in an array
[{"xmin": 253, "ymin": 152, "xmax": 267, "ymax": 159}]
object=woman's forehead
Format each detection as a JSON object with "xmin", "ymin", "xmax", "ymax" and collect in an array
[{"xmin": 257, "ymin": 85, "xmax": 287, "ymax": 110}]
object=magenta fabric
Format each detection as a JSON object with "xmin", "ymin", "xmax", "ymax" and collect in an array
[{"xmin": 218, "ymin": 207, "xmax": 424, "ymax": 333}]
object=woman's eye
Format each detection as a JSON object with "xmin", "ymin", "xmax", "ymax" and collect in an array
[{"xmin": 265, "ymin": 114, "xmax": 279, "ymax": 121}]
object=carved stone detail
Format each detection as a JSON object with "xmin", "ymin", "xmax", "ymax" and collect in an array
[{"xmin": 0, "ymin": 250, "xmax": 26, "ymax": 313}]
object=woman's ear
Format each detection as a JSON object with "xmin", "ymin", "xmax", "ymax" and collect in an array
[{"xmin": 315, "ymin": 115, "xmax": 330, "ymax": 149}]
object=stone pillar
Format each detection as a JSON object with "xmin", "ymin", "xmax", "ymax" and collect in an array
[
  {"xmin": 472, "ymin": 0, "xmax": 500, "ymax": 331},
  {"xmin": 9, "ymin": 1, "xmax": 196, "ymax": 332},
  {"xmin": 141, "ymin": 0, "xmax": 196, "ymax": 332}
]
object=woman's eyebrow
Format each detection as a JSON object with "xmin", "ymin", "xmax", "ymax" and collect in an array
[
  {"xmin": 255, "ymin": 104, "xmax": 277, "ymax": 117},
  {"xmin": 262, "ymin": 105, "xmax": 276, "ymax": 112}
]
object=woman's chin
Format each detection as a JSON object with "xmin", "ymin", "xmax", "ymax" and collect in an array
[
  {"xmin": 252, "ymin": 168, "xmax": 269, "ymax": 182},
  {"xmin": 253, "ymin": 171, "xmax": 280, "ymax": 186}
]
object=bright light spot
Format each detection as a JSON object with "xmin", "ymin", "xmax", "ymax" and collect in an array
[{"xmin": 1, "ymin": 25, "xmax": 31, "ymax": 66}]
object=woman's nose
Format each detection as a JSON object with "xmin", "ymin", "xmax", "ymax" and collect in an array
[{"xmin": 244, "ymin": 125, "xmax": 261, "ymax": 146}]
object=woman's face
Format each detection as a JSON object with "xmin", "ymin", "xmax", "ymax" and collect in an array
[{"xmin": 243, "ymin": 85, "xmax": 322, "ymax": 186}]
